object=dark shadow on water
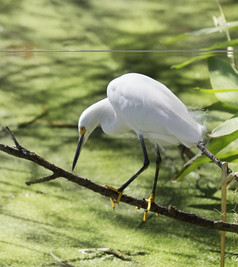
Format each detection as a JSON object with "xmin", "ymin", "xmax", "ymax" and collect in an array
[
  {"xmin": 0, "ymin": 210, "xmax": 54, "ymax": 227},
  {"xmin": 0, "ymin": 240, "xmax": 50, "ymax": 257},
  {"xmin": 89, "ymin": 205, "xmax": 221, "ymax": 242}
]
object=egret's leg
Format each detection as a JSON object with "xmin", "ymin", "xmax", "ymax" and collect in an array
[
  {"xmin": 105, "ymin": 135, "xmax": 150, "ymax": 208},
  {"xmin": 152, "ymin": 145, "xmax": 162, "ymax": 197},
  {"xmin": 117, "ymin": 135, "xmax": 150, "ymax": 192},
  {"xmin": 144, "ymin": 145, "xmax": 162, "ymax": 222}
]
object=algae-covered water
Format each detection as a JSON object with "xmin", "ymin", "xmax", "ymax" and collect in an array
[{"xmin": 0, "ymin": 1, "xmax": 238, "ymax": 266}]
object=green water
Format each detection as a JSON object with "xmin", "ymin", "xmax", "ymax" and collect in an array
[{"xmin": 0, "ymin": 1, "xmax": 238, "ymax": 266}]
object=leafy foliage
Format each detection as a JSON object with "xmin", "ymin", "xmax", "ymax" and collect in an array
[
  {"xmin": 173, "ymin": 7, "xmax": 238, "ymax": 180},
  {"xmin": 174, "ymin": 56, "xmax": 238, "ymax": 180},
  {"xmin": 208, "ymin": 57, "xmax": 238, "ymax": 108}
]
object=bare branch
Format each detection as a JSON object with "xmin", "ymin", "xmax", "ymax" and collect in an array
[
  {"xmin": 18, "ymin": 107, "xmax": 48, "ymax": 128},
  {"xmin": 25, "ymin": 173, "xmax": 59, "ymax": 185},
  {"xmin": 36, "ymin": 120, "xmax": 77, "ymax": 128},
  {"xmin": 197, "ymin": 141, "xmax": 234, "ymax": 174},
  {"xmin": 0, "ymin": 127, "xmax": 238, "ymax": 234},
  {"xmin": 4, "ymin": 125, "xmax": 22, "ymax": 150}
]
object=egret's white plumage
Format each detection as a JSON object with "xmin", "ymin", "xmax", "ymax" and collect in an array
[
  {"xmin": 72, "ymin": 73, "xmax": 205, "ymax": 220},
  {"xmin": 78, "ymin": 73, "xmax": 205, "ymax": 147}
]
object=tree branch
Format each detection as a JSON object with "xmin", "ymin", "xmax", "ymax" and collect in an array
[
  {"xmin": 25, "ymin": 173, "xmax": 60, "ymax": 185},
  {"xmin": 197, "ymin": 141, "xmax": 233, "ymax": 174},
  {"xmin": 0, "ymin": 127, "xmax": 238, "ymax": 233}
]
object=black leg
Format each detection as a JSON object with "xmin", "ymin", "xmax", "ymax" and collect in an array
[
  {"xmin": 143, "ymin": 144, "xmax": 162, "ymax": 222},
  {"xmin": 151, "ymin": 144, "xmax": 162, "ymax": 197},
  {"xmin": 117, "ymin": 135, "xmax": 150, "ymax": 192}
]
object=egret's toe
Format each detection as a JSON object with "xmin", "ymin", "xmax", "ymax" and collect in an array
[
  {"xmin": 143, "ymin": 194, "xmax": 156, "ymax": 222},
  {"xmin": 104, "ymin": 185, "xmax": 123, "ymax": 209}
]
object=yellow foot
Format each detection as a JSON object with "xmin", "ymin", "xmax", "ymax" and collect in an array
[
  {"xmin": 143, "ymin": 194, "xmax": 157, "ymax": 222},
  {"xmin": 104, "ymin": 185, "xmax": 123, "ymax": 209}
]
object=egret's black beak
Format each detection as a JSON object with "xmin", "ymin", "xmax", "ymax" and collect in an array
[{"xmin": 72, "ymin": 133, "xmax": 85, "ymax": 171}]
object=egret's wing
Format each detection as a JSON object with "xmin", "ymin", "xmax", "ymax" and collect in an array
[{"xmin": 107, "ymin": 73, "xmax": 204, "ymax": 147}]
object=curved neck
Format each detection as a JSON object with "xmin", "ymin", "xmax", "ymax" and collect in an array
[
  {"xmin": 80, "ymin": 98, "xmax": 130, "ymax": 137},
  {"xmin": 100, "ymin": 100, "xmax": 130, "ymax": 136}
]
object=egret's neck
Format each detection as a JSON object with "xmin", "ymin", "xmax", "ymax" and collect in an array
[
  {"xmin": 100, "ymin": 99, "xmax": 130, "ymax": 136},
  {"xmin": 80, "ymin": 98, "xmax": 129, "ymax": 136}
]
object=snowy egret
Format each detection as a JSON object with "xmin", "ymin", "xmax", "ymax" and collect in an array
[{"xmin": 72, "ymin": 73, "xmax": 205, "ymax": 221}]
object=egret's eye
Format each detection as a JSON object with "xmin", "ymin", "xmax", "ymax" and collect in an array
[{"xmin": 80, "ymin": 126, "xmax": 86, "ymax": 136}]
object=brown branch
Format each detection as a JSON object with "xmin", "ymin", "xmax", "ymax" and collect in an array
[
  {"xmin": 1, "ymin": 127, "xmax": 238, "ymax": 234},
  {"xmin": 78, "ymin": 248, "xmax": 135, "ymax": 262},
  {"xmin": 0, "ymin": 108, "xmax": 48, "ymax": 135},
  {"xmin": 36, "ymin": 120, "xmax": 77, "ymax": 128},
  {"xmin": 25, "ymin": 173, "xmax": 60, "ymax": 185},
  {"xmin": 18, "ymin": 107, "xmax": 48, "ymax": 128},
  {"xmin": 5, "ymin": 125, "xmax": 22, "ymax": 150},
  {"xmin": 0, "ymin": 108, "xmax": 76, "ymax": 136},
  {"xmin": 197, "ymin": 141, "xmax": 233, "ymax": 174}
]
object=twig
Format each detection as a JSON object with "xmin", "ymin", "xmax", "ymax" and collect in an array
[
  {"xmin": 1, "ymin": 126, "xmax": 238, "ymax": 233},
  {"xmin": 25, "ymin": 173, "xmax": 59, "ymax": 185},
  {"xmin": 197, "ymin": 141, "xmax": 234, "ymax": 175},
  {"xmin": 178, "ymin": 144, "xmax": 195, "ymax": 161},
  {"xmin": 36, "ymin": 120, "xmax": 77, "ymax": 128},
  {"xmin": 4, "ymin": 125, "xmax": 22, "ymax": 150},
  {"xmin": 78, "ymin": 248, "xmax": 133, "ymax": 261},
  {"xmin": 0, "ymin": 109, "xmax": 48, "ymax": 135},
  {"xmin": 18, "ymin": 107, "xmax": 48, "ymax": 128},
  {"xmin": 50, "ymin": 252, "xmax": 75, "ymax": 267},
  {"xmin": 0, "ymin": 108, "xmax": 77, "ymax": 136}
]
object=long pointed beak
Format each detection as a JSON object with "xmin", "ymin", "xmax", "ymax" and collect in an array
[{"xmin": 72, "ymin": 133, "xmax": 85, "ymax": 171}]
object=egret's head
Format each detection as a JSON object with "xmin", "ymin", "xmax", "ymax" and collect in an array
[{"xmin": 72, "ymin": 104, "xmax": 101, "ymax": 171}]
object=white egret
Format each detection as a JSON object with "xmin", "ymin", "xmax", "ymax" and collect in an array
[{"xmin": 72, "ymin": 73, "xmax": 205, "ymax": 221}]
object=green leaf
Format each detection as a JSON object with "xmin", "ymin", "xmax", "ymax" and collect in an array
[
  {"xmin": 171, "ymin": 54, "xmax": 213, "ymax": 69},
  {"xmin": 208, "ymin": 57, "xmax": 238, "ymax": 108},
  {"xmin": 208, "ymin": 117, "xmax": 238, "ymax": 138},
  {"xmin": 165, "ymin": 33, "xmax": 190, "ymax": 45},
  {"xmin": 173, "ymin": 130, "xmax": 238, "ymax": 181},
  {"xmin": 216, "ymin": 150, "xmax": 238, "ymax": 163},
  {"xmin": 187, "ymin": 21, "xmax": 238, "ymax": 36},
  {"xmin": 205, "ymin": 38, "xmax": 238, "ymax": 50},
  {"xmin": 172, "ymin": 154, "xmax": 209, "ymax": 181},
  {"xmin": 166, "ymin": 21, "xmax": 238, "ymax": 44},
  {"xmin": 195, "ymin": 88, "xmax": 238, "ymax": 94},
  {"xmin": 204, "ymin": 101, "xmax": 238, "ymax": 113},
  {"xmin": 171, "ymin": 39, "xmax": 238, "ymax": 69}
]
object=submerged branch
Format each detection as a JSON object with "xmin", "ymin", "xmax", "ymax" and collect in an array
[{"xmin": 0, "ymin": 126, "xmax": 238, "ymax": 234}]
